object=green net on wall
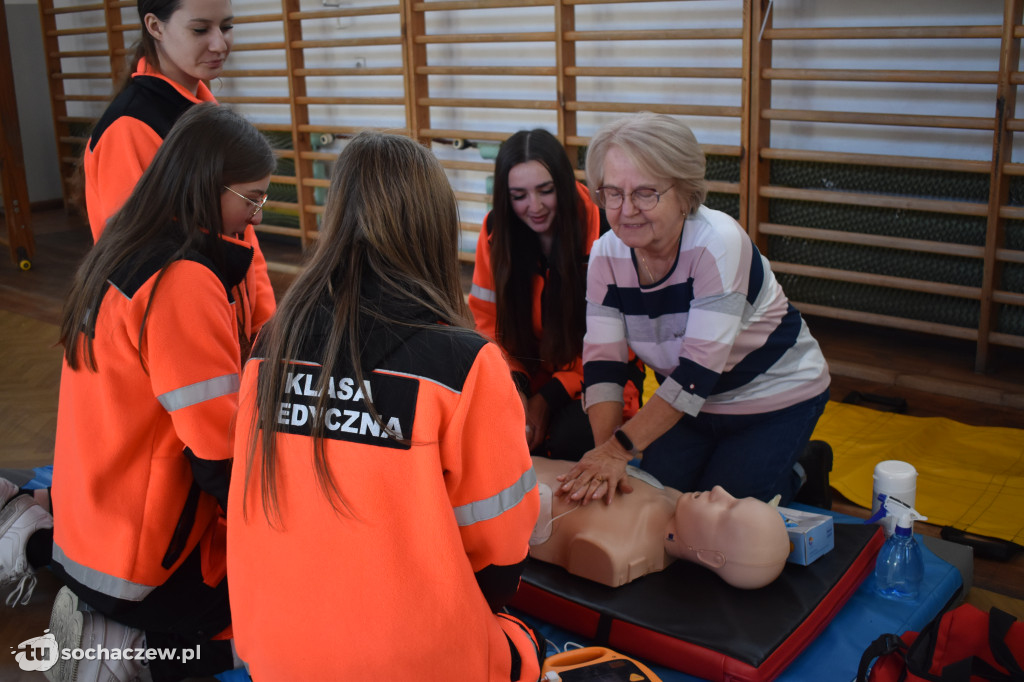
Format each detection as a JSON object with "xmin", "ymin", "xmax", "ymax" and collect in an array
[{"xmin": 763, "ymin": 160, "xmax": 1023, "ymax": 338}]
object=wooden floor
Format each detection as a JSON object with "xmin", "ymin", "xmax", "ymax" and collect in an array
[{"xmin": 1, "ymin": 207, "xmax": 1023, "ymax": 680}]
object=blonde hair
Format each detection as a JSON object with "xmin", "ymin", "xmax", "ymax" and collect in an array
[{"xmin": 586, "ymin": 113, "xmax": 707, "ymax": 215}]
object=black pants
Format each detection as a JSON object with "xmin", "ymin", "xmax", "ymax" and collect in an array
[
  {"xmin": 53, "ymin": 544, "xmax": 234, "ymax": 682},
  {"xmin": 539, "ymin": 398, "xmax": 594, "ymax": 462}
]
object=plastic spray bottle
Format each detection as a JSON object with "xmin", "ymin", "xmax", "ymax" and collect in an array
[{"xmin": 868, "ymin": 494, "xmax": 927, "ymax": 601}]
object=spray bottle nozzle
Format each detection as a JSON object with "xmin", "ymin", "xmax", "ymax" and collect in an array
[{"xmin": 864, "ymin": 493, "xmax": 927, "ymax": 526}]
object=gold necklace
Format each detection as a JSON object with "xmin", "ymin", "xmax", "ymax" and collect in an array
[
  {"xmin": 636, "ymin": 219, "xmax": 686, "ymax": 285},
  {"xmin": 637, "ymin": 251, "xmax": 658, "ymax": 284}
]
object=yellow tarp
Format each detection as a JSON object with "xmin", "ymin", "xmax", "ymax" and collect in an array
[{"xmin": 812, "ymin": 401, "xmax": 1024, "ymax": 545}]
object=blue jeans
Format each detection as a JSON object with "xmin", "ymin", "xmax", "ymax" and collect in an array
[{"xmin": 640, "ymin": 389, "xmax": 829, "ymax": 504}]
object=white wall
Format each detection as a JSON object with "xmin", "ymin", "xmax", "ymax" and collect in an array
[
  {"xmin": 7, "ymin": 0, "xmax": 1015, "ymax": 205},
  {"xmin": 768, "ymin": 0, "xmax": 1005, "ymax": 161},
  {"xmin": 4, "ymin": 0, "xmax": 61, "ymax": 203}
]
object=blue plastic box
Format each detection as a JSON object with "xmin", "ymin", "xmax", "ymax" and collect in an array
[{"xmin": 778, "ymin": 506, "xmax": 835, "ymax": 565}]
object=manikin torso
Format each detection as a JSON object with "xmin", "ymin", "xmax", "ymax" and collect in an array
[
  {"xmin": 530, "ymin": 456, "xmax": 679, "ymax": 587},
  {"xmin": 529, "ymin": 456, "xmax": 791, "ymax": 589}
]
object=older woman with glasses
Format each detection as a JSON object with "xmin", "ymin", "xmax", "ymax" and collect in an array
[{"xmin": 556, "ymin": 113, "xmax": 831, "ymax": 508}]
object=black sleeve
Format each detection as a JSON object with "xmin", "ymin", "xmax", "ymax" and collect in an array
[
  {"xmin": 185, "ymin": 447, "xmax": 231, "ymax": 513},
  {"xmin": 537, "ymin": 377, "xmax": 572, "ymax": 414},
  {"xmin": 475, "ymin": 558, "xmax": 529, "ymax": 612},
  {"xmin": 511, "ymin": 371, "xmax": 532, "ymax": 396}
]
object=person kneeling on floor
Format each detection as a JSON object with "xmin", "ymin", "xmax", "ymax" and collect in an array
[
  {"xmin": 39, "ymin": 103, "xmax": 275, "ymax": 682},
  {"xmin": 227, "ymin": 131, "xmax": 544, "ymax": 681}
]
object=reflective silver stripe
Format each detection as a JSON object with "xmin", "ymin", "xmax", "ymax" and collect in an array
[
  {"xmin": 453, "ymin": 467, "xmax": 537, "ymax": 527},
  {"xmin": 375, "ymin": 369, "xmax": 460, "ymax": 395},
  {"xmin": 52, "ymin": 543, "xmax": 156, "ymax": 602},
  {"xmin": 469, "ymin": 283, "xmax": 496, "ymax": 303},
  {"xmin": 107, "ymin": 279, "xmax": 130, "ymax": 300},
  {"xmin": 157, "ymin": 373, "xmax": 239, "ymax": 412}
]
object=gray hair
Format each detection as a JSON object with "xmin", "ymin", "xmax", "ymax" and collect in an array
[{"xmin": 586, "ymin": 113, "xmax": 707, "ymax": 215}]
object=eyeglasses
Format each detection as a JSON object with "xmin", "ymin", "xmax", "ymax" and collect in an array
[
  {"xmin": 596, "ymin": 185, "xmax": 674, "ymax": 211},
  {"xmin": 223, "ymin": 186, "xmax": 269, "ymax": 220}
]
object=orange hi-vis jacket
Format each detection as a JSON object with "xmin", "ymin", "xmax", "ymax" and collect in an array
[
  {"xmin": 228, "ymin": 304, "xmax": 541, "ymax": 681},
  {"xmin": 84, "ymin": 57, "xmax": 217, "ymax": 242},
  {"xmin": 51, "ymin": 234, "xmax": 263, "ymax": 603},
  {"xmin": 81, "ymin": 58, "xmax": 275, "ymax": 343},
  {"xmin": 469, "ymin": 181, "xmax": 601, "ymax": 409}
]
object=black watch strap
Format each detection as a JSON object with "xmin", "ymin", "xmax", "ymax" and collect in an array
[{"xmin": 613, "ymin": 427, "xmax": 640, "ymax": 457}]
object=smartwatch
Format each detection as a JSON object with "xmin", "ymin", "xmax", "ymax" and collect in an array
[{"xmin": 612, "ymin": 427, "xmax": 641, "ymax": 459}]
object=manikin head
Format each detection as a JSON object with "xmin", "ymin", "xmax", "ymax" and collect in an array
[
  {"xmin": 666, "ymin": 486, "xmax": 790, "ymax": 589},
  {"xmin": 529, "ymin": 458, "xmax": 790, "ymax": 590}
]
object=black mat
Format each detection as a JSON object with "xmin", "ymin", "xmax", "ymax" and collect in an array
[{"xmin": 513, "ymin": 522, "xmax": 884, "ymax": 678}]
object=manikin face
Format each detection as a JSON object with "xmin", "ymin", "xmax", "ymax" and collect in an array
[
  {"xmin": 508, "ymin": 160, "xmax": 557, "ymax": 238},
  {"xmin": 668, "ymin": 485, "xmax": 790, "ymax": 588},
  {"xmin": 600, "ymin": 145, "xmax": 687, "ymax": 257},
  {"xmin": 678, "ymin": 485, "xmax": 741, "ymax": 516},
  {"xmin": 671, "ymin": 486, "xmax": 741, "ymax": 564},
  {"xmin": 221, "ymin": 175, "xmax": 270, "ymax": 237},
  {"xmin": 145, "ymin": 0, "xmax": 234, "ymax": 94}
]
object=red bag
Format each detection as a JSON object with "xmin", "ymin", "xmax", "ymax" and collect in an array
[{"xmin": 857, "ymin": 603, "xmax": 1024, "ymax": 682}]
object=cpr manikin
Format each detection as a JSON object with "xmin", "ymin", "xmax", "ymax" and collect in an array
[{"xmin": 529, "ymin": 456, "xmax": 791, "ymax": 589}]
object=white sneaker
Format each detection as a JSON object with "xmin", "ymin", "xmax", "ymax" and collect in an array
[
  {"xmin": 45, "ymin": 586, "xmax": 149, "ymax": 682},
  {"xmin": 44, "ymin": 586, "xmax": 81, "ymax": 682},
  {"xmin": 0, "ymin": 493, "xmax": 53, "ymax": 606},
  {"xmin": 0, "ymin": 477, "xmax": 19, "ymax": 507}
]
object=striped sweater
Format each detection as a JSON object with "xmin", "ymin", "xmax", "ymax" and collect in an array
[{"xmin": 583, "ymin": 205, "xmax": 829, "ymax": 416}]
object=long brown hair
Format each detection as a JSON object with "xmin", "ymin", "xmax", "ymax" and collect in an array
[
  {"xmin": 489, "ymin": 129, "xmax": 588, "ymax": 373},
  {"xmin": 121, "ymin": 0, "xmax": 185, "ymax": 89},
  {"xmin": 59, "ymin": 104, "xmax": 275, "ymax": 371},
  {"xmin": 244, "ymin": 131, "xmax": 470, "ymax": 523}
]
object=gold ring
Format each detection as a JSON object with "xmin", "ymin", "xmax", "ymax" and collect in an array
[{"xmin": 594, "ymin": 475, "xmax": 605, "ymax": 483}]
